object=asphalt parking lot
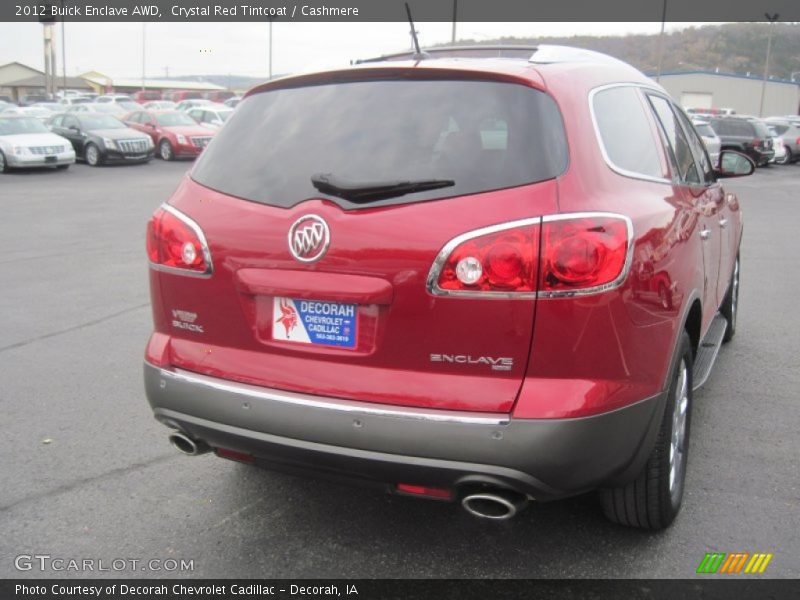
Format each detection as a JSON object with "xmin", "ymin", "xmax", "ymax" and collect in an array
[{"xmin": 1, "ymin": 160, "xmax": 798, "ymax": 579}]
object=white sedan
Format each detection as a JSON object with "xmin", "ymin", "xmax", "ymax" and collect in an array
[{"xmin": 0, "ymin": 116, "xmax": 76, "ymax": 172}]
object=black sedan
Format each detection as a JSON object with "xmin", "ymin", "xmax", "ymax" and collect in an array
[{"xmin": 47, "ymin": 113, "xmax": 154, "ymax": 166}]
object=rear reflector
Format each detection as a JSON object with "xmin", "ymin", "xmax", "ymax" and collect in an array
[
  {"xmin": 147, "ymin": 204, "xmax": 212, "ymax": 277},
  {"xmin": 428, "ymin": 213, "xmax": 631, "ymax": 298},
  {"xmin": 396, "ymin": 483, "xmax": 454, "ymax": 500},
  {"xmin": 215, "ymin": 448, "xmax": 255, "ymax": 463}
]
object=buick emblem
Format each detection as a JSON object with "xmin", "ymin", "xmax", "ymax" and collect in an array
[{"xmin": 288, "ymin": 214, "xmax": 330, "ymax": 263}]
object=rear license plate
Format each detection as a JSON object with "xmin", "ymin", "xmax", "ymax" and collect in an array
[
  {"xmin": 272, "ymin": 297, "xmax": 357, "ymax": 348},
  {"xmin": 45, "ymin": 156, "xmax": 56, "ymax": 163}
]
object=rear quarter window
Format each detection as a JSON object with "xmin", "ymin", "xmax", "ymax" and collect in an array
[
  {"xmin": 191, "ymin": 79, "xmax": 568, "ymax": 209},
  {"xmin": 591, "ymin": 86, "xmax": 664, "ymax": 180}
]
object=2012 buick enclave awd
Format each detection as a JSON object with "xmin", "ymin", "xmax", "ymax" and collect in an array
[{"xmin": 143, "ymin": 46, "xmax": 753, "ymax": 529}]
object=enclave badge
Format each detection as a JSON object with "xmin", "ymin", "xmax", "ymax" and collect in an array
[{"xmin": 288, "ymin": 214, "xmax": 330, "ymax": 263}]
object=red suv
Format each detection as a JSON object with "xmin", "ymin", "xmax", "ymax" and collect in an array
[{"xmin": 144, "ymin": 46, "xmax": 753, "ymax": 529}]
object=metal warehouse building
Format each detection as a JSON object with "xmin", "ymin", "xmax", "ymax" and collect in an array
[{"xmin": 654, "ymin": 70, "xmax": 800, "ymax": 117}]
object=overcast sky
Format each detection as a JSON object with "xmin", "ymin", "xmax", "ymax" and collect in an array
[{"xmin": 0, "ymin": 21, "xmax": 712, "ymax": 80}]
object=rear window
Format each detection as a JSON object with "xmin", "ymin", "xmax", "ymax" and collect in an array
[{"xmin": 191, "ymin": 79, "xmax": 567, "ymax": 209}]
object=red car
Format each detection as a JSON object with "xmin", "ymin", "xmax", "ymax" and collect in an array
[
  {"xmin": 144, "ymin": 46, "xmax": 753, "ymax": 529},
  {"xmin": 124, "ymin": 110, "xmax": 215, "ymax": 160}
]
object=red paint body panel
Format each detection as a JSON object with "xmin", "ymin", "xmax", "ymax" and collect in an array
[{"xmin": 151, "ymin": 177, "xmax": 560, "ymax": 413}]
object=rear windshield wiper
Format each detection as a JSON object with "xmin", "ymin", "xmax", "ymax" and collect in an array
[{"xmin": 311, "ymin": 173, "xmax": 454, "ymax": 203}]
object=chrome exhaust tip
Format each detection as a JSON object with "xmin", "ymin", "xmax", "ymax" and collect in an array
[
  {"xmin": 461, "ymin": 491, "xmax": 529, "ymax": 520},
  {"xmin": 168, "ymin": 431, "xmax": 210, "ymax": 456}
]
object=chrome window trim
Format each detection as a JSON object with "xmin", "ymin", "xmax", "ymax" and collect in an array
[
  {"xmin": 426, "ymin": 212, "xmax": 634, "ymax": 299},
  {"xmin": 148, "ymin": 203, "xmax": 214, "ymax": 278},
  {"xmin": 157, "ymin": 366, "xmax": 510, "ymax": 426},
  {"xmin": 588, "ymin": 82, "xmax": 673, "ymax": 186}
]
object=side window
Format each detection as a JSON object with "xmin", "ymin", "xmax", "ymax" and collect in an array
[
  {"xmin": 63, "ymin": 116, "xmax": 79, "ymax": 130},
  {"xmin": 647, "ymin": 95, "xmax": 702, "ymax": 185},
  {"xmin": 592, "ymin": 86, "xmax": 664, "ymax": 179},
  {"xmin": 772, "ymin": 124, "xmax": 789, "ymax": 136},
  {"xmin": 50, "ymin": 115, "xmax": 63, "ymax": 127},
  {"xmin": 674, "ymin": 106, "xmax": 714, "ymax": 182}
]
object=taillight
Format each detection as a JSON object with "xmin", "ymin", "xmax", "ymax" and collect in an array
[
  {"xmin": 428, "ymin": 213, "xmax": 631, "ymax": 298},
  {"xmin": 539, "ymin": 215, "xmax": 630, "ymax": 295},
  {"xmin": 146, "ymin": 204, "xmax": 212, "ymax": 276},
  {"xmin": 430, "ymin": 218, "xmax": 540, "ymax": 296}
]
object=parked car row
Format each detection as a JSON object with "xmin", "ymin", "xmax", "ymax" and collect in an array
[
  {"xmin": 687, "ymin": 113, "xmax": 800, "ymax": 168},
  {"xmin": 0, "ymin": 105, "xmax": 223, "ymax": 171}
]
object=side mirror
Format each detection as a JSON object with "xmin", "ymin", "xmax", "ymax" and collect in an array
[{"xmin": 715, "ymin": 150, "xmax": 755, "ymax": 178}]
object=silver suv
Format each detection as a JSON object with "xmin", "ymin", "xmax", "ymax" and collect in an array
[{"xmin": 764, "ymin": 118, "xmax": 800, "ymax": 164}]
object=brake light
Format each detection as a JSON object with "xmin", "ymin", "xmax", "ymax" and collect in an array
[
  {"xmin": 428, "ymin": 214, "xmax": 631, "ymax": 297},
  {"xmin": 146, "ymin": 205, "xmax": 212, "ymax": 276},
  {"xmin": 433, "ymin": 220, "xmax": 539, "ymax": 295},
  {"xmin": 539, "ymin": 216, "xmax": 630, "ymax": 294}
]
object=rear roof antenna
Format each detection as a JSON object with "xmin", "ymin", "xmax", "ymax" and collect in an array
[{"xmin": 405, "ymin": 2, "xmax": 429, "ymax": 61}]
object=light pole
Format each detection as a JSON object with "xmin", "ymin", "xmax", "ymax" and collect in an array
[
  {"xmin": 655, "ymin": 0, "xmax": 667, "ymax": 83},
  {"xmin": 759, "ymin": 13, "xmax": 779, "ymax": 118},
  {"xmin": 451, "ymin": 0, "xmax": 457, "ymax": 44},
  {"xmin": 141, "ymin": 23, "xmax": 146, "ymax": 92},
  {"xmin": 61, "ymin": 1, "xmax": 66, "ymax": 93},
  {"xmin": 268, "ymin": 18, "xmax": 273, "ymax": 79}
]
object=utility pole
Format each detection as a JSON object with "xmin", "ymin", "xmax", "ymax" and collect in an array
[
  {"xmin": 451, "ymin": 0, "xmax": 457, "ymax": 44},
  {"xmin": 655, "ymin": 0, "xmax": 667, "ymax": 83},
  {"xmin": 759, "ymin": 13, "xmax": 779, "ymax": 118}
]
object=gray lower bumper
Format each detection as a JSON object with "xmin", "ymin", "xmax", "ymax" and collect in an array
[{"xmin": 144, "ymin": 363, "xmax": 666, "ymax": 499}]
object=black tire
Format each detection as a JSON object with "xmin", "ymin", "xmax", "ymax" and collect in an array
[
  {"xmin": 0, "ymin": 150, "xmax": 8, "ymax": 173},
  {"xmin": 159, "ymin": 139, "xmax": 174, "ymax": 161},
  {"xmin": 85, "ymin": 143, "xmax": 101, "ymax": 167},
  {"xmin": 776, "ymin": 147, "xmax": 791, "ymax": 165},
  {"xmin": 600, "ymin": 331, "xmax": 693, "ymax": 530},
  {"xmin": 720, "ymin": 256, "xmax": 739, "ymax": 343}
]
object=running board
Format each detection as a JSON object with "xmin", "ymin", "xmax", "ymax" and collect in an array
[{"xmin": 692, "ymin": 313, "xmax": 728, "ymax": 391}]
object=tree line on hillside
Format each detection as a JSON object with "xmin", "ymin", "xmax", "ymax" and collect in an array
[{"xmin": 444, "ymin": 23, "xmax": 800, "ymax": 80}]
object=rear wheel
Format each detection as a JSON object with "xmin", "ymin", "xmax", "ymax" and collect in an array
[
  {"xmin": 0, "ymin": 150, "xmax": 8, "ymax": 173},
  {"xmin": 159, "ymin": 139, "xmax": 174, "ymax": 161},
  {"xmin": 85, "ymin": 144, "xmax": 101, "ymax": 167},
  {"xmin": 776, "ymin": 147, "xmax": 792, "ymax": 165},
  {"xmin": 720, "ymin": 256, "xmax": 739, "ymax": 343},
  {"xmin": 600, "ymin": 331, "xmax": 693, "ymax": 530}
]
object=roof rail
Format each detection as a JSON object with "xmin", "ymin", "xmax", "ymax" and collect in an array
[
  {"xmin": 355, "ymin": 45, "xmax": 540, "ymax": 64},
  {"xmin": 528, "ymin": 45, "xmax": 631, "ymax": 68}
]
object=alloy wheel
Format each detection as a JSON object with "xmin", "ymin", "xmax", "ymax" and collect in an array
[{"xmin": 668, "ymin": 360, "xmax": 689, "ymax": 505}]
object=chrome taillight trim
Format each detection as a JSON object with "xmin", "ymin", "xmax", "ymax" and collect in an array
[
  {"xmin": 537, "ymin": 212, "xmax": 634, "ymax": 298},
  {"xmin": 426, "ymin": 212, "xmax": 634, "ymax": 299},
  {"xmin": 148, "ymin": 203, "xmax": 214, "ymax": 278},
  {"xmin": 426, "ymin": 217, "xmax": 542, "ymax": 299}
]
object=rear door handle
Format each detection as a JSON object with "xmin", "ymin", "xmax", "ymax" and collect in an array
[
  {"xmin": 718, "ymin": 218, "xmax": 728, "ymax": 228},
  {"xmin": 700, "ymin": 229, "xmax": 711, "ymax": 240}
]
